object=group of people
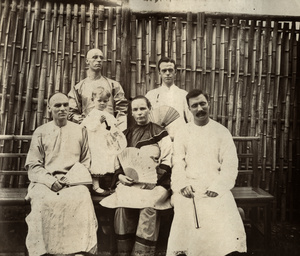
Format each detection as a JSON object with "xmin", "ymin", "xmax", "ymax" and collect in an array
[{"xmin": 24, "ymin": 48, "xmax": 247, "ymax": 256}]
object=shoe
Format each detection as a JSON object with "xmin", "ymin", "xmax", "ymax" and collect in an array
[{"xmin": 93, "ymin": 187, "xmax": 111, "ymax": 197}]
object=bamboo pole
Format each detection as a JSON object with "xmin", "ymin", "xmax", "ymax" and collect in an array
[
  {"xmin": 185, "ymin": 12, "xmax": 192, "ymax": 92},
  {"xmin": 249, "ymin": 21, "xmax": 258, "ymax": 137},
  {"xmin": 265, "ymin": 31, "xmax": 274, "ymax": 192},
  {"xmin": 116, "ymin": 7, "xmax": 121, "ymax": 81},
  {"xmin": 62, "ymin": 3, "xmax": 71, "ymax": 95},
  {"xmin": 241, "ymin": 20, "xmax": 250, "ymax": 136},
  {"xmin": 175, "ymin": 16, "xmax": 182, "ymax": 87},
  {"xmin": 149, "ymin": 16, "xmax": 157, "ymax": 91},
  {"xmin": 130, "ymin": 14, "xmax": 136, "ymax": 98},
  {"xmin": 98, "ymin": 5, "xmax": 104, "ymax": 52},
  {"xmin": 145, "ymin": 19, "xmax": 150, "ymax": 93},
  {"xmin": 106, "ymin": 7, "xmax": 113, "ymax": 79},
  {"xmin": 79, "ymin": 4, "xmax": 86, "ymax": 81},
  {"xmin": 24, "ymin": 0, "xmax": 40, "ymax": 134},
  {"xmin": 120, "ymin": 7, "xmax": 131, "ymax": 99},
  {"xmin": 37, "ymin": 2, "xmax": 51, "ymax": 127},
  {"xmin": 89, "ymin": 2, "xmax": 95, "ymax": 49},
  {"xmin": 219, "ymin": 22, "xmax": 225, "ymax": 126},
  {"xmin": 140, "ymin": 18, "xmax": 146, "ymax": 96}
]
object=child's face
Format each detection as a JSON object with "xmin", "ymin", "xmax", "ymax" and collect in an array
[{"xmin": 93, "ymin": 94, "xmax": 109, "ymax": 111}]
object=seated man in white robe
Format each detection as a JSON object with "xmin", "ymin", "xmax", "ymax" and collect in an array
[
  {"xmin": 167, "ymin": 89, "xmax": 247, "ymax": 256},
  {"xmin": 25, "ymin": 92, "xmax": 98, "ymax": 256}
]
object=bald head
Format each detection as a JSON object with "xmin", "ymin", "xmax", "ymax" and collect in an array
[
  {"xmin": 86, "ymin": 48, "xmax": 104, "ymax": 73},
  {"xmin": 86, "ymin": 48, "xmax": 103, "ymax": 59}
]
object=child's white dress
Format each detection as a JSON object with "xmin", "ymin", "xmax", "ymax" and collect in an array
[{"xmin": 81, "ymin": 109, "xmax": 120, "ymax": 176}]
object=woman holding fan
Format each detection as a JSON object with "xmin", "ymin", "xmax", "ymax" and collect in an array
[{"xmin": 101, "ymin": 95, "xmax": 173, "ymax": 256}]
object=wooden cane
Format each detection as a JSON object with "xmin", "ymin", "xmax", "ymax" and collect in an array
[{"xmin": 192, "ymin": 196, "xmax": 200, "ymax": 229}]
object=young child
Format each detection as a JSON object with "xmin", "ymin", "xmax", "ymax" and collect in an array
[{"xmin": 81, "ymin": 86, "xmax": 121, "ymax": 196}]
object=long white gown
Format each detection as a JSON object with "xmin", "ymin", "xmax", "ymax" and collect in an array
[{"xmin": 167, "ymin": 120, "xmax": 247, "ymax": 256}]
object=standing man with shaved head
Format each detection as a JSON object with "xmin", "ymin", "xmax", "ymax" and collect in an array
[{"xmin": 68, "ymin": 48, "xmax": 128, "ymax": 131}]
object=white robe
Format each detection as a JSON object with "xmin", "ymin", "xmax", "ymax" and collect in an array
[
  {"xmin": 25, "ymin": 121, "xmax": 98, "ymax": 256},
  {"xmin": 167, "ymin": 120, "xmax": 247, "ymax": 256},
  {"xmin": 145, "ymin": 84, "xmax": 193, "ymax": 139},
  {"xmin": 81, "ymin": 109, "xmax": 121, "ymax": 175}
]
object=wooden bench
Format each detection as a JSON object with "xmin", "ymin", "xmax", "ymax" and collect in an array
[{"xmin": 0, "ymin": 135, "xmax": 274, "ymax": 253}]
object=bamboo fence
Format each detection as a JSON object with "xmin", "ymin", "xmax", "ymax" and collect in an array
[{"xmin": 0, "ymin": 0, "xmax": 299, "ymax": 222}]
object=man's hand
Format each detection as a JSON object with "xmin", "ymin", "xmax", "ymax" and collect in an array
[
  {"xmin": 51, "ymin": 180, "xmax": 65, "ymax": 192},
  {"xmin": 180, "ymin": 185, "xmax": 195, "ymax": 198},
  {"xmin": 118, "ymin": 174, "xmax": 134, "ymax": 186},
  {"xmin": 205, "ymin": 190, "xmax": 218, "ymax": 197},
  {"xmin": 100, "ymin": 115, "xmax": 106, "ymax": 124}
]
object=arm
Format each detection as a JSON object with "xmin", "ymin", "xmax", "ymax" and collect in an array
[
  {"xmin": 79, "ymin": 126, "xmax": 91, "ymax": 170},
  {"xmin": 157, "ymin": 133, "xmax": 173, "ymax": 189},
  {"xmin": 68, "ymin": 82, "xmax": 84, "ymax": 123},
  {"xmin": 111, "ymin": 81, "xmax": 128, "ymax": 131},
  {"xmin": 25, "ymin": 130, "xmax": 57, "ymax": 189},
  {"xmin": 207, "ymin": 133, "xmax": 238, "ymax": 196},
  {"xmin": 170, "ymin": 127, "xmax": 190, "ymax": 194}
]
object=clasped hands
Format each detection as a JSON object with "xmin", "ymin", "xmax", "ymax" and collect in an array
[
  {"xmin": 180, "ymin": 185, "xmax": 218, "ymax": 198},
  {"xmin": 118, "ymin": 174, "xmax": 134, "ymax": 186},
  {"xmin": 51, "ymin": 176, "xmax": 70, "ymax": 192}
]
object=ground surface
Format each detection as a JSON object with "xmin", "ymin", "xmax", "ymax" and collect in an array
[{"xmin": 0, "ymin": 206, "xmax": 300, "ymax": 256}]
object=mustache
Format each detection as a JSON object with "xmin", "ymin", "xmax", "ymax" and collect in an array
[{"xmin": 196, "ymin": 111, "xmax": 206, "ymax": 117}]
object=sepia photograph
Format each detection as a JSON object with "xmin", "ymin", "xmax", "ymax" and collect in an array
[{"xmin": 0, "ymin": 0, "xmax": 300, "ymax": 255}]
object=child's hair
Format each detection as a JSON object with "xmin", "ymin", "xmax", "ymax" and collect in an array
[{"xmin": 91, "ymin": 86, "xmax": 111, "ymax": 100}]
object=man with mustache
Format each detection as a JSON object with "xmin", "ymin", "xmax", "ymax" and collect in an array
[
  {"xmin": 166, "ymin": 89, "xmax": 247, "ymax": 256},
  {"xmin": 25, "ymin": 92, "xmax": 98, "ymax": 256},
  {"xmin": 68, "ymin": 48, "xmax": 128, "ymax": 131}
]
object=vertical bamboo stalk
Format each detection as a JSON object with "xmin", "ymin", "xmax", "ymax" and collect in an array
[
  {"xmin": 24, "ymin": 0, "xmax": 40, "ymax": 134},
  {"xmin": 222, "ymin": 18, "xmax": 230, "ymax": 127},
  {"xmin": 98, "ymin": 5, "xmax": 104, "ymax": 51},
  {"xmin": 266, "ymin": 31, "xmax": 274, "ymax": 192},
  {"xmin": 241, "ymin": 20, "xmax": 250, "ymax": 136},
  {"xmin": 116, "ymin": 7, "xmax": 121, "ymax": 81},
  {"xmin": 89, "ymin": 3, "xmax": 95, "ymax": 49},
  {"xmin": 250, "ymin": 23, "xmax": 258, "ymax": 137},
  {"xmin": 106, "ymin": 7, "xmax": 113, "ymax": 79},
  {"xmin": 136, "ymin": 19, "xmax": 142, "ymax": 95},
  {"xmin": 167, "ymin": 15, "xmax": 172, "ymax": 57},
  {"xmin": 130, "ymin": 14, "xmax": 136, "ymax": 98},
  {"xmin": 141, "ymin": 18, "xmax": 146, "ymax": 95},
  {"xmin": 145, "ymin": 20, "xmax": 150, "ymax": 93},
  {"xmin": 219, "ymin": 22, "xmax": 225, "ymax": 126},
  {"xmin": 37, "ymin": 2, "xmax": 51, "ymax": 127},
  {"xmin": 79, "ymin": 4, "xmax": 86, "ymax": 81},
  {"xmin": 175, "ymin": 17, "xmax": 182, "ymax": 87},
  {"xmin": 149, "ymin": 16, "xmax": 157, "ymax": 91},
  {"xmin": 121, "ymin": 7, "xmax": 131, "ymax": 99},
  {"xmin": 185, "ymin": 12, "xmax": 192, "ymax": 92}
]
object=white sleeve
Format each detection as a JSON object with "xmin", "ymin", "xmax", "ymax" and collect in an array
[
  {"xmin": 207, "ymin": 133, "xmax": 238, "ymax": 196},
  {"xmin": 170, "ymin": 127, "xmax": 190, "ymax": 193}
]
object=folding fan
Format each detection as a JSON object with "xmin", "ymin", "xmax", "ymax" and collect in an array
[
  {"xmin": 149, "ymin": 105, "xmax": 180, "ymax": 127},
  {"xmin": 118, "ymin": 147, "xmax": 158, "ymax": 184}
]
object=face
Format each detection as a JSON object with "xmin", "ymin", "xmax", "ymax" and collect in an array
[
  {"xmin": 93, "ymin": 94, "xmax": 109, "ymax": 111},
  {"xmin": 188, "ymin": 94, "xmax": 210, "ymax": 126},
  {"xmin": 48, "ymin": 93, "xmax": 69, "ymax": 124},
  {"xmin": 86, "ymin": 49, "xmax": 104, "ymax": 71},
  {"xmin": 159, "ymin": 62, "xmax": 176, "ymax": 87},
  {"xmin": 131, "ymin": 98, "xmax": 150, "ymax": 126}
]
